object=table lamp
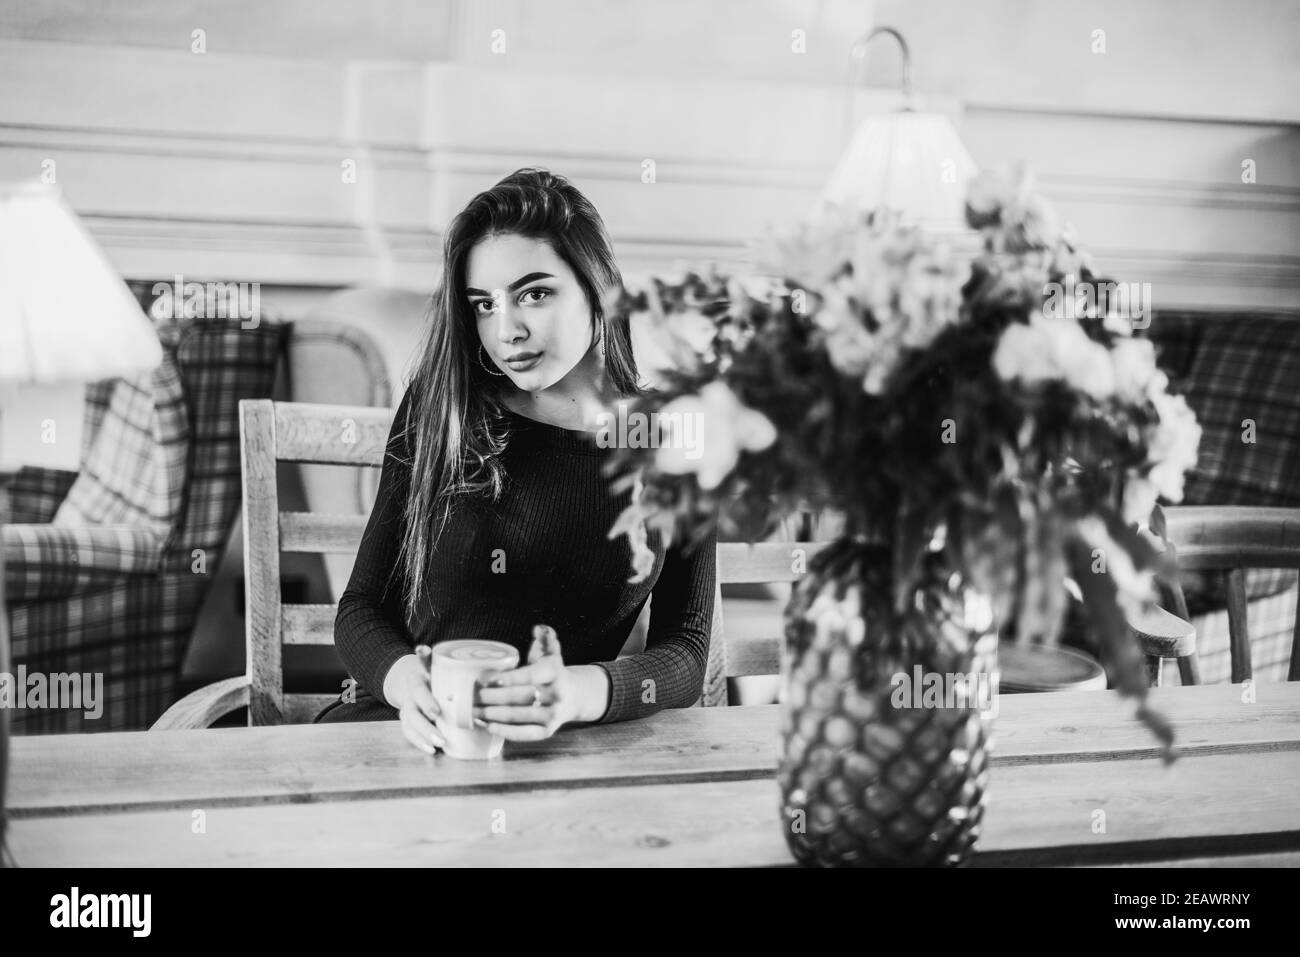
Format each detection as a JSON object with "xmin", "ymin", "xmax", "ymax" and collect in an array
[
  {"xmin": 820, "ymin": 26, "xmax": 978, "ymax": 233},
  {"xmin": 0, "ymin": 180, "xmax": 163, "ymax": 866}
]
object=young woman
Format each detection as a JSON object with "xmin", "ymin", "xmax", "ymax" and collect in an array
[{"xmin": 315, "ymin": 168, "xmax": 717, "ymax": 754}]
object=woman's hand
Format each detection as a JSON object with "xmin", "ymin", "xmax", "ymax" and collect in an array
[
  {"xmin": 384, "ymin": 647, "xmax": 446, "ymax": 755},
  {"xmin": 472, "ymin": 625, "xmax": 610, "ymax": 740}
]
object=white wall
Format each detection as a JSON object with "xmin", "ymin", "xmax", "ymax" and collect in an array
[{"xmin": 1, "ymin": 0, "xmax": 1297, "ymax": 309}]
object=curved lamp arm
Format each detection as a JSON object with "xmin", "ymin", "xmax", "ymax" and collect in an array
[{"xmin": 844, "ymin": 26, "xmax": 914, "ymax": 144}]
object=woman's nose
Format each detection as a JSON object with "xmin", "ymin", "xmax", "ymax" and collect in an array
[{"xmin": 494, "ymin": 299, "xmax": 528, "ymax": 342}]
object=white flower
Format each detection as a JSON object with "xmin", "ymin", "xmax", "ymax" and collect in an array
[
  {"xmin": 1050, "ymin": 227, "xmax": 1091, "ymax": 280},
  {"xmin": 1012, "ymin": 191, "xmax": 1061, "ymax": 250},
  {"xmin": 966, "ymin": 165, "xmax": 1062, "ymax": 251},
  {"xmin": 1109, "ymin": 337, "xmax": 1162, "ymax": 405},
  {"xmin": 654, "ymin": 381, "xmax": 776, "ymax": 490},
  {"xmin": 1122, "ymin": 475, "xmax": 1160, "ymax": 526},
  {"xmin": 992, "ymin": 320, "xmax": 1058, "ymax": 384},
  {"xmin": 992, "ymin": 315, "xmax": 1115, "ymax": 399},
  {"xmin": 814, "ymin": 284, "xmax": 874, "ymax": 378},
  {"xmin": 750, "ymin": 210, "xmax": 857, "ymax": 291},
  {"xmin": 629, "ymin": 303, "xmax": 717, "ymax": 376},
  {"xmin": 965, "ymin": 166, "xmax": 1023, "ymax": 227},
  {"xmin": 835, "ymin": 225, "xmax": 965, "ymax": 395},
  {"xmin": 1062, "ymin": 336, "xmax": 1116, "ymax": 400},
  {"xmin": 1147, "ymin": 390, "xmax": 1200, "ymax": 503},
  {"xmin": 667, "ymin": 309, "xmax": 716, "ymax": 356}
]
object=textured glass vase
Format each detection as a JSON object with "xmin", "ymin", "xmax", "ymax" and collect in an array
[{"xmin": 778, "ymin": 538, "xmax": 998, "ymax": 867}]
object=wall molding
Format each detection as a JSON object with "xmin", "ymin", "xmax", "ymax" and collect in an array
[
  {"xmin": 2, "ymin": 47, "xmax": 1297, "ymax": 307},
  {"xmin": 9, "ymin": 121, "xmax": 1296, "ymax": 222}
]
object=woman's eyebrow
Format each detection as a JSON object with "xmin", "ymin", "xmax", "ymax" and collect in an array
[{"xmin": 465, "ymin": 272, "xmax": 555, "ymax": 297}]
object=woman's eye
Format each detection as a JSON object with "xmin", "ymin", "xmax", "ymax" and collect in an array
[
  {"xmin": 472, "ymin": 299, "xmax": 495, "ymax": 316},
  {"xmin": 520, "ymin": 287, "xmax": 552, "ymax": 305}
]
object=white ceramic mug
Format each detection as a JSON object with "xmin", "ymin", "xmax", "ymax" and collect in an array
[{"xmin": 429, "ymin": 639, "xmax": 520, "ymax": 759}]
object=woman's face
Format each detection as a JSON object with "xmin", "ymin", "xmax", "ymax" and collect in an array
[{"xmin": 466, "ymin": 233, "xmax": 597, "ymax": 391}]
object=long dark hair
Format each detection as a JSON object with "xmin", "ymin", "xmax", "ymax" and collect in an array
[{"xmin": 395, "ymin": 168, "xmax": 646, "ymax": 626}]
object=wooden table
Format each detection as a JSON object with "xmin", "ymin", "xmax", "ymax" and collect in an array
[{"xmin": 9, "ymin": 684, "xmax": 1300, "ymax": 866}]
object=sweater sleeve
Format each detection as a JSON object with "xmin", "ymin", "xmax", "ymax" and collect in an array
[
  {"xmin": 334, "ymin": 389, "xmax": 417, "ymax": 705},
  {"xmin": 595, "ymin": 522, "xmax": 717, "ymax": 722}
]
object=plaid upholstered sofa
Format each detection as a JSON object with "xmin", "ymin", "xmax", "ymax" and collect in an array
[
  {"xmin": 4, "ymin": 317, "xmax": 288, "ymax": 732},
  {"xmin": 1145, "ymin": 310, "xmax": 1300, "ymax": 682}
]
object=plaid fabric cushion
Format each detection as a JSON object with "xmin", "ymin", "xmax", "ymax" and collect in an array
[
  {"xmin": 8, "ymin": 575, "xmax": 209, "ymax": 733},
  {"xmin": 5, "ymin": 465, "xmax": 79, "ymax": 524},
  {"xmin": 52, "ymin": 354, "xmax": 189, "ymax": 542},
  {"xmin": 3, "ymin": 523, "xmax": 162, "ymax": 601}
]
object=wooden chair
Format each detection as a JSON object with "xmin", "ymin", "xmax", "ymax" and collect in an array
[
  {"xmin": 702, "ymin": 542, "xmax": 832, "ymax": 706},
  {"xmin": 1137, "ymin": 505, "xmax": 1300, "ymax": 685},
  {"xmin": 702, "ymin": 542, "xmax": 1107, "ymax": 706},
  {"xmin": 153, "ymin": 399, "xmax": 394, "ymax": 729}
]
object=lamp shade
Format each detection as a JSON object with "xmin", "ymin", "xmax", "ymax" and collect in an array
[
  {"xmin": 0, "ymin": 181, "xmax": 162, "ymax": 386},
  {"xmin": 820, "ymin": 110, "xmax": 978, "ymax": 232}
]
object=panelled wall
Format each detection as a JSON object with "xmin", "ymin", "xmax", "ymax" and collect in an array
[{"xmin": 2, "ymin": 0, "xmax": 1296, "ymax": 312}]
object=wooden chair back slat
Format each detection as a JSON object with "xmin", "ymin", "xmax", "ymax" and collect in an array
[
  {"xmin": 271, "ymin": 403, "xmax": 393, "ymax": 465},
  {"xmin": 727, "ymin": 636, "xmax": 782, "ymax": 678},
  {"xmin": 242, "ymin": 400, "xmax": 285, "ymax": 725},
  {"xmin": 282, "ymin": 604, "xmax": 339, "ymax": 645},
  {"xmin": 284, "ymin": 693, "xmax": 345, "ymax": 725},
  {"xmin": 716, "ymin": 541, "xmax": 831, "ymax": 584},
  {"xmin": 1155, "ymin": 505, "xmax": 1300, "ymax": 684},
  {"xmin": 280, "ymin": 513, "xmax": 367, "ymax": 554}
]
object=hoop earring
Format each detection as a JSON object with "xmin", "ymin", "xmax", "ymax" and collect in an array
[{"xmin": 478, "ymin": 343, "xmax": 507, "ymax": 376}]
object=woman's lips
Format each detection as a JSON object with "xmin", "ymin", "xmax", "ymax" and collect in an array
[{"xmin": 504, "ymin": 352, "xmax": 542, "ymax": 370}]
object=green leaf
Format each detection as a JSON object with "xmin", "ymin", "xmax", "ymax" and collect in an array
[{"xmin": 1065, "ymin": 535, "xmax": 1176, "ymax": 761}]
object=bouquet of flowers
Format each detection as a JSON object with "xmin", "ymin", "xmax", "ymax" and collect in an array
[{"xmin": 601, "ymin": 166, "xmax": 1200, "ymax": 750}]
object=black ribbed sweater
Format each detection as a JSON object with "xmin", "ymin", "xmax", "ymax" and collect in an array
[{"xmin": 333, "ymin": 390, "xmax": 717, "ymax": 723}]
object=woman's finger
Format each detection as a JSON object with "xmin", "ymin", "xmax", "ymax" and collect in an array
[
  {"xmin": 402, "ymin": 706, "xmax": 445, "ymax": 754},
  {"xmin": 527, "ymin": 624, "xmax": 561, "ymax": 665},
  {"xmin": 412, "ymin": 680, "xmax": 441, "ymax": 721},
  {"xmin": 479, "ymin": 721, "xmax": 556, "ymax": 742},
  {"xmin": 473, "ymin": 704, "xmax": 553, "ymax": 726},
  {"xmin": 481, "ymin": 658, "xmax": 559, "ymax": 688},
  {"xmin": 402, "ymin": 718, "xmax": 436, "ymax": 754},
  {"xmin": 474, "ymin": 683, "xmax": 559, "ymax": 707}
]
